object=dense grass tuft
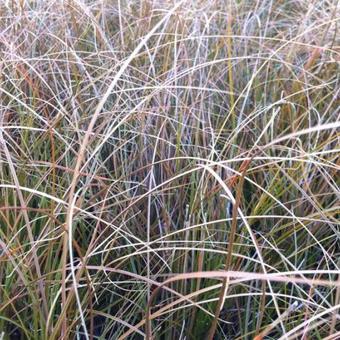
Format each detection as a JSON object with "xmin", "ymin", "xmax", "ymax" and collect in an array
[{"xmin": 0, "ymin": 0, "xmax": 339, "ymax": 339}]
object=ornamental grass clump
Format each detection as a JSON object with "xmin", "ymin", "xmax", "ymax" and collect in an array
[{"xmin": 0, "ymin": 0, "xmax": 339, "ymax": 339}]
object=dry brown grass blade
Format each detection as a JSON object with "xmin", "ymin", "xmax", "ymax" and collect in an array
[{"xmin": 207, "ymin": 156, "xmax": 252, "ymax": 340}]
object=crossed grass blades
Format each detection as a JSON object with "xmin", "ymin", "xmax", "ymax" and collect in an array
[{"xmin": 0, "ymin": 0, "xmax": 339, "ymax": 339}]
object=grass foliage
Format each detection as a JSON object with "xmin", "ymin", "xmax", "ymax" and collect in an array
[{"xmin": 0, "ymin": 0, "xmax": 339, "ymax": 339}]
